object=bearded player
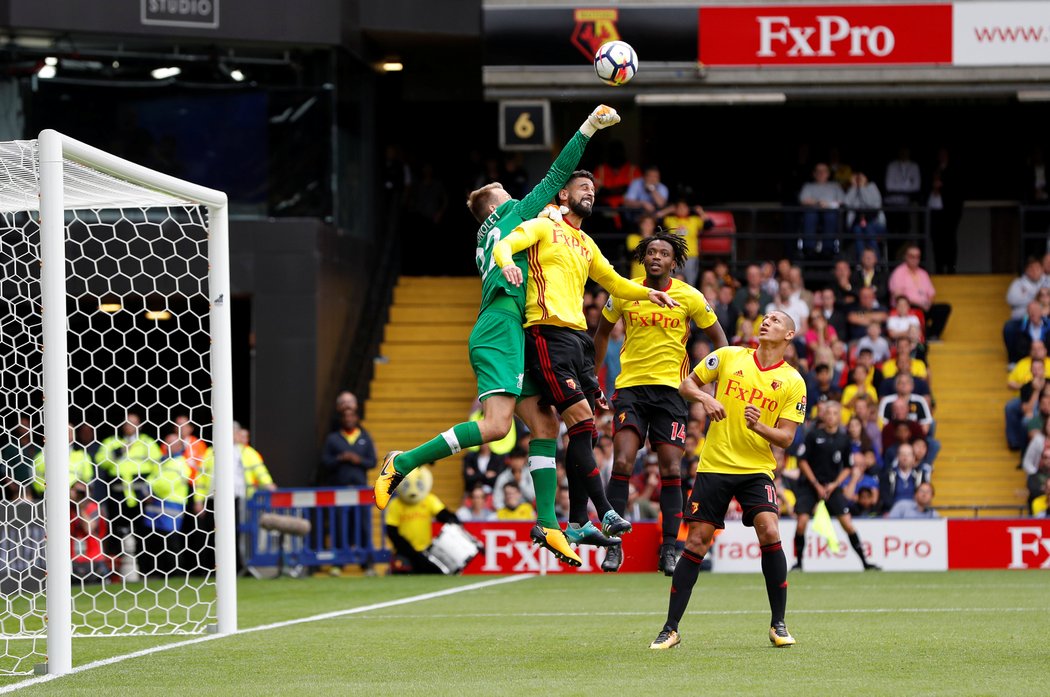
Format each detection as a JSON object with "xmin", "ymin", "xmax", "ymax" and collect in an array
[
  {"xmin": 374, "ymin": 106, "xmax": 621, "ymax": 567},
  {"xmin": 593, "ymin": 232, "xmax": 728, "ymax": 575},
  {"xmin": 649, "ymin": 310, "xmax": 806, "ymax": 650},
  {"xmin": 494, "ymin": 171, "xmax": 678, "ymax": 547}
]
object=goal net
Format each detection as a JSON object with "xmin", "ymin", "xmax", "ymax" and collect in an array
[{"xmin": 0, "ymin": 132, "xmax": 235, "ymax": 675}]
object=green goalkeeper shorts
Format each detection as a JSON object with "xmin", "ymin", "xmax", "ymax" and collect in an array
[{"xmin": 468, "ymin": 309, "xmax": 538, "ymax": 402}]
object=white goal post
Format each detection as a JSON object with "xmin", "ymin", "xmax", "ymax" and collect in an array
[{"xmin": 0, "ymin": 130, "xmax": 235, "ymax": 676}]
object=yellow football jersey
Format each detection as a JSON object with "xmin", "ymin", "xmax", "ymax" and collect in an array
[
  {"xmin": 493, "ymin": 217, "xmax": 652, "ymax": 331},
  {"xmin": 385, "ymin": 494, "xmax": 446, "ymax": 552},
  {"xmin": 604, "ymin": 277, "xmax": 718, "ymax": 390},
  {"xmin": 692, "ymin": 346, "xmax": 806, "ymax": 477}
]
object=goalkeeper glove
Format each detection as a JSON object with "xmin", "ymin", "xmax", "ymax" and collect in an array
[
  {"xmin": 538, "ymin": 204, "xmax": 570, "ymax": 224},
  {"xmin": 580, "ymin": 105, "xmax": 621, "ymax": 137}
]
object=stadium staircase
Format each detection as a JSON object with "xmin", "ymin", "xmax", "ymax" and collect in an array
[
  {"xmin": 365, "ymin": 276, "xmax": 481, "ymax": 510},
  {"xmin": 927, "ymin": 274, "xmax": 1028, "ymax": 516}
]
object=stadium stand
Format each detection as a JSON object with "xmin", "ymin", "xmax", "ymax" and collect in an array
[{"xmin": 365, "ymin": 276, "xmax": 481, "ymax": 509}]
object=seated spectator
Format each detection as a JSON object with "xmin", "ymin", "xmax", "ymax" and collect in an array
[
  {"xmin": 1006, "ymin": 257, "xmax": 1049, "ymax": 320},
  {"xmin": 1023, "ymin": 385, "xmax": 1050, "ymax": 447},
  {"xmin": 852, "ymin": 248, "xmax": 890, "ymax": 308},
  {"xmin": 734, "ymin": 297, "xmax": 763, "ymax": 347},
  {"xmin": 457, "ymin": 484, "xmax": 496, "ymax": 522},
  {"xmin": 1032, "ymin": 477, "xmax": 1050, "ymax": 518},
  {"xmin": 878, "ymin": 442, "xmax": 929, "ymax": 514},
  {"xmin": 852, "ymin": 486, "xmax": 881, "ymax": 518},
  {"xmin": 594, "ymin": 141, "xmax": 641, "ymax": 213},
  {"xmin": 625, "ymin": 214, "xmax": 657, "ymax": 279},
  {"xmin": 881, "ymin": 336, "xmax": 929, "ymax": 383},
  {"xmin": 806, "ymin": 363, "xmax": 842, "ymax": 421},
  {"xmin": 853, "ymin": 394, "xmax": 884, "ymax": 459},
  {"xmin": 1005, "ymin": 299, "xmax": 1050, "ymax": 366},
  {"xmin": 623, "ymin": 166, "xmax": 669, "ymax": 221},
  {"xmin": 760, "ymin": 260, "xmax": 780, "ymax": 298},
  {"xmin": 817, "ymin": 287, "xmax": 850, "ymax": 342},
  {"xmin": 856, "ymin": 323, "xmax": 892, "ymax": 365},
  {"xmin": 887, "ymin": 481, "xmax": 938, "ymax": 518},
  {"xmin": 804, "ymin": 310, "xmax": 837, "ymax": 366},
  {"xmin": 888, "ymin": 244, "xmax": 951, "ymax": 341},
  {"xmin": 496, "ymin": 482, "xmax": 535, "ymax": 520},
  {"xmin": 1009, "ymin": 339, "xmax": 1050, "ymax": 391},
  {"xmin": 662, "ymin": 199, "xmax": 706, "ymax": 284},
  {"xmin": 845, "ymin": 415, "xmax": 881, "ymax": 498},
  {"xmin": 881, "ymin": 404, "xmax": 925, "ymax": 460},
  {"xmin": 462, "ymin": 443, "xmax": 504, "ymax": 495},
  {"xmin": 850, "ymin": 347, "xmax": 884, "ymax": 391},
  {"xmin": 886, "ymin": 295, "xmax": 924, "ymax": 343},
  {"xmin": 842, "ymin": 364, "xmax": 880, "ymax": 424},
  {"xmin": 1022, "ymin": 415, "xmax": 1050, "ymax": 476},
  {"xmin": 1010, "ymin": 360, "xmax": 1047, "ymax": 453},
  {"xmin": 878, "ymin": 347, "xmax": 931, "ymax": 399},
  {"xmin": 846, "ymin": 286, "xmax": 889, "ymax": 343},
  {"xmin": 798, "ymin": 162, "xmax": 844, "ymax": 256},
  {"xmin": 832, "ymin": 259, "xmax": 859, "ymax": 311},
  {"xmin": 765, "ymin": 278, "xmax": 810, "ymax": 340},
  {"xmin": 844, "ymin": 170, "xmax": 886, "ymax": 258},
  {"xmin": 733, "ymin": 264, "xmax": 773, "ymax": 315},
  {"xmin": 877, "ymin": 375, "xmax": 934, "ymax": 435},
  {"xmin": 491, "ymin": 447, "xmax": 534, "ymax": 510},
  {"xmin": 788, "ymin": 264, "xmax": 815, "ymax": 310},
  {"xmin": 628, "ymin": 458, "xmax": 661, "ymax": 520},
  {"xmin": 713, "ymin": 284, "xmax": 739, "ymax": 339}
]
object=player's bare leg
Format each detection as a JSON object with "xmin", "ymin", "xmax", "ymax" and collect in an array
[
  {"xmin": 516, "ymin": 396, "xmax": 580, "ymax": 566},
  {"xmin": 375, "ymin": 395, "xmax": 514, "ymax": 510},
  {"xmin": 753, "ymin": 511, "xmax": 795, "ymax": 646}
]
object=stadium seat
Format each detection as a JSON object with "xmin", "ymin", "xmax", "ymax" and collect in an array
[{"xmin": 701, "ymin": 210, "xmax": 736, "ymax": 257}]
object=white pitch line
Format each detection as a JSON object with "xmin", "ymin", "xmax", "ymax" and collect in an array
[
  {"xmin": 331, "ymin": 606, "xmax": 1043, "ymax": 620},
  {"xmin": 0, "ymin": 574, "xmax": 533, "ymax": 694}
]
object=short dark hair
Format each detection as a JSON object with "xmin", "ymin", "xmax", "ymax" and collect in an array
[{"xmin": 507, "ymin": 447, "xmax": 528, "ymax": 460}]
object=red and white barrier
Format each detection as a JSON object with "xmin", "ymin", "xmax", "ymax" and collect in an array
[
  {"xmin": 452, "ymin": 519, "xmax": 1050, "ymax": 573},
  {"xmin": 268, "ymin": 488, "xmax": 375, "ymax": 509}
]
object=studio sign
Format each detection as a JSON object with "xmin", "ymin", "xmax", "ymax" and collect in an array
[{"xmin": 142, "ymin": 0, "xmax": 219, "ymax": 28}]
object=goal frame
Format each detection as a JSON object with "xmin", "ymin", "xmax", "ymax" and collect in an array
[{"xmin": 36, "ymin": 129, "xmax": 236, "ymax": 675}]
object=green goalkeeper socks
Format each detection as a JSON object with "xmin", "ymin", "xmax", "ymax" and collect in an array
[
  {"xmin": 395, "ymin": 421, "xmax": 483, "ymax": 475},
  {"xmin": 528, "ymin": 438, "xmax": 559, "ymax": 529}
]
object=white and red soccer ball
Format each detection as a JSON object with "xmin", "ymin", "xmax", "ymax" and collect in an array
[{"xmin": 593, "ymin": 40, "xmax": 638, "ymax": 87}]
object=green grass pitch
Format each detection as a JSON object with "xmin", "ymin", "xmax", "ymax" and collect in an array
[{"xmin": 1, "ymin": 570, "xmax": 1045, "ymax": 696}]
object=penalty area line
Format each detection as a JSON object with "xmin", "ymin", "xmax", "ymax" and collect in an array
[{"xmin": 0, "ymin": 574, "xmax": 534, "ymax": 694}]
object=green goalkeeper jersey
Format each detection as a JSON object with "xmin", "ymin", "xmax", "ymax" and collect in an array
[{"xmin": 474, "ymin": 130, "xmax": 590, "ymax": 318}]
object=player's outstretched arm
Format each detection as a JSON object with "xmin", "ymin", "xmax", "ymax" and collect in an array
[{"xmin": 515, "ymin": 105, "xmax": 620, "ymax": 220}]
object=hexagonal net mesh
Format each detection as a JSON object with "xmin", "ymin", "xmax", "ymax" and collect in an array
[{"xmin": 1, "ymin": 140, "xmax": 218, "ymax": 674}]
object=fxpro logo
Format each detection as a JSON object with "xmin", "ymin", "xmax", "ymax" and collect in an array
[
  {"xmin": 757, "ymin": 15, "xmax": 894, "ymax": 59},
  {"xmin": 142, "ymin": 0, "xmax": 219, "ymax": 29},
  {"xmin": 1006, "ymin": 526, "xmax": 1050, "ymax": 569}
]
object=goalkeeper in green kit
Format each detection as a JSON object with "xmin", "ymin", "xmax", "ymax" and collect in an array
[{"xmin": 374, "ymin": 105, "xmax": 622, "ymax": 567}]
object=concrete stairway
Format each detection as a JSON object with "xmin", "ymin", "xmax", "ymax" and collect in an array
[
  {"xmin": 926, "ymin": 274, "xmax": 1028, "ymax": 517},
  {"xmin": 364, "ymin": 276, "xmax": 481, "ymax": 510}
]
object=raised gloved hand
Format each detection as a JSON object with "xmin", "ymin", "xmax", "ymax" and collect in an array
[
  {"xmin": 537, "ymin": 204, "xmax": 570, "ymax": 224},
  {"xmin": 580, "ymin": 104, "xmax": 621, "ymax": 137}
]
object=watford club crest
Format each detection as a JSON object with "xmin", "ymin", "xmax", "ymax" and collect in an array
[
  {"xmin": 566, "ymin": 378, "xmax": 577, "ymax": 390},
  {"xmin": 771, "ymin": 380, "xmax": 782, "ymax": 391},
  {"xmin": 571, "ymin": 8, "xmax": 621, "ymax": 60},
  {"xmin": 691, "ymin": 502, "xmax": 699, "ymax": 514},
  {"xmin": 618, "ymin": 412, "xmax": 627, "ymax": 424}
]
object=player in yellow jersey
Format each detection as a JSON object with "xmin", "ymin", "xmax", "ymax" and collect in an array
[
  {"xmin": 494, "ymin": 170, "xmax": 678, "ymax": 546},
  {"xmin": 593, "ymin": 232, "xmax": 728, "ymax": 575},
  {"xmin": 649, "ymin": 310, "xmax": 806, "ymax": 651}
]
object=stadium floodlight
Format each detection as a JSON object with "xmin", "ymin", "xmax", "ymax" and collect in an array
[
  {"xmin": 0, "ymin": 131, "xmax": 235, "ymax": 676},
  {"xmin": 229, "ymin": 69, "xmax": 245, "ymax": 82},
  {"xmin": 150, "ymin": 66, "xmax": 181, "ymax": 80},
  {"xmin": 379, "ymin": 60, "xmax": 403, "ymax": 72},
  {"xmin": 37, "ymin": 65, "xmax": 56, "ymax": 79}
]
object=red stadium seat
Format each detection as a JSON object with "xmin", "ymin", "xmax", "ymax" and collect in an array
[{"xmin": 701, "ymin": 210, "xmax": 735, "ymax": 256}]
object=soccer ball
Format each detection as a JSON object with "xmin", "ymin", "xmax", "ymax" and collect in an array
[{"xmin": 594, "ymin": 40, "xmax": 638, "ymax": 87}]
